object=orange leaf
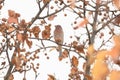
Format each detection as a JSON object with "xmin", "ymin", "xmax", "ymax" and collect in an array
[
  {"xmin": 72, "ymin": 56, "xmax": 79, "ymax": 67},
  {"xmin": 79, "ymin": 18, "xmax": 88, "ymax": 27},
  {"xmin": 113, "ymin": 0, "xmax": 120, "ymax": 9},
  {"xmin": 109, "ymin": 70, "xmax": 120, "ymax": 80},
  {"xmin": 91, "ymin": 60, "xmax": 109, "ymax": 80},
  {"xmin": 108, "ymin": 35, "xmax": 120, "ymax": 62},
  {"xmin": 74, "ymin": 18, "xmax": 88, "ymax": 30},
  {"xmin": 48, "ymin": 15, "xmax": 57, "ymax": 21}
]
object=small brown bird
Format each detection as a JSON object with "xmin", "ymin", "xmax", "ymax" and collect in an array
[{"xmin": 54, "ymin": 25, "xmax": 64, "ymax": 57}]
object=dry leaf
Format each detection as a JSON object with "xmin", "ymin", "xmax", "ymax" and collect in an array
[
  {"xmin": 96, "ymin": 50, "xmax": 108, "ymax": 60},
  {"xmin": 42, "ymin": 30, "xmax": 50, "ymax": 39},
  {"xmin": 16, "ymin": 33, "xmax": 23, "ymax": 42},
  {"xmin": 8, "ymin": 25, "xmax": 15, "ymax": 32},
  {"xmin": 7, "ymin": 10, "xmax": 19, "ymax": 24},
  {"xmin": 12, "ymin": 56, "xmax": 21, "ymax": 71},
  {"xmin": 74, "ymin": 18, "xmax": 88, "ymax": 30},
  {"xmin": 48, "ymin": 15, "xmax": 57, "ymax": 21},
  {"xmin": 79, "ymin": 18, "xmax": 88, "ymax": 27},
  {"xmin": 43, "ymin": 0, "xmax": 50, "ymax": 4},
  {"xmin": 91, "ymin": 60, "xmax": 109, "ymax": 80},
  {"xmin": 114, "ymin": 15, "xmax": 120, "ymax": 24},
  {"xmin": 32, "ymin": 26, "xmax": 41, "ymax": 38},
  {"xmin": 26, "ymin": 39, "xmax": 32, "ymax": 48},
  {"xmin": 68, "ymin": 0, "xmax": 76, "ymax": 8},
  {"xmin": 84, "ymin": 74, "xmax": 92, "ymax": 80},
  {"xmin": 75, "ymin": 45, "xmax": 84, "ymax": 53},
  {"xmin": 108, "ymin": 35, "xmax": 120, "ymax": 62},
  {"xmin": 47, "ymin": 74, "xmax": 55, "ymax": 80},
  {"xmin": 72, "ymin": 56, "xmax": 79, "ymax": 67},
  {"xmin": 8, "ymin": 17, "xmax": 18, "ymax": 24},
  {"xmin": 62, "ymin": 49, "xmax": 69, "ymax": 58},
  {"xmin": 71, "ymin": 67, "xmax": 78, "ymax": 75},
  {"xmin": 113, "ymin": 0, "xmax": 120, "ymax": 9},
  {"xmin": 8, "ymin": 74, "xmax": 14, "ymax": 80}
]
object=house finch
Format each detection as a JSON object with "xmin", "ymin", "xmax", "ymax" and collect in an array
[{"xmin": 54, "ymin": 25, "xmax": 64, "ymax": 57}]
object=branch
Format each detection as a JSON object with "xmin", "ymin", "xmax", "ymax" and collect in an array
[
  {"xmin": 38, "ymin": 5, "xmax": 68, "ymax": 19},
  {"xmin": 96, "ymin": 15, "xmax": 118, "ymax": 33},
  {"xmin": 27, "ymin": 2, "xmax": 49, "ymax": 28}
]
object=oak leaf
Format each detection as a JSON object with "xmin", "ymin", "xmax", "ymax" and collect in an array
[
  {"xmin": 26, "ymin": 39, "xmax": 32, "ymax": 48},
  {"xmin": 47, "ymin": 74, "xmax": 55, "ymax": 80},
  {"xmin": 32, "ymin": 26, "xmax": 41, "ymax": 38},
  {"xmin": 12, "ymin": 56, "xmax": 21, "ymax": 71},
  {"xmin": 72, "ymin": 56, "xmax": 79, "ymax": 67},
  {"xmin": 42, "ymin": 30, "xmax": 50, "ymax": 39}
]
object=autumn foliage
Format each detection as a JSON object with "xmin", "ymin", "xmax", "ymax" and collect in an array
[{"xmin": 0, "ymin": 0, "xmax": 120, "ymax": 80}]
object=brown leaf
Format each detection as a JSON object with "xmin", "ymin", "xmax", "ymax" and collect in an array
[
  {"xmin": 8, "ymin": 17, "xmax": 18, "ymax": 24},
  {"xmin": 62, "ymin": 49, "xmax": 69, "ymax": 58},
  {"xmin": 8, "ymin": 25, "xmax": 15, "ymax": 32},
  {"xmin": 71, "ymin": 67, "xmax": 78, "ymax": 75},
  {"xmin": 16, "ymin": 33, "xmax": 23, "ymax": 42},
  {"xmin": 47, "ymin": 74, "xmax": 55, "ymax": 80},
  {"xmin": 72, "ymin": 56, "xmax": 79, "ymax": 67},
  {"xmin": 12, "ymin": 56, "xmax": 21, "ymax": 71},
  {"xmin": 48, "ymin": 15, "xmax": 57, "ymax": 21},
  {"xmin": 43, "ymin": 0, "xmax": 50, "ymax": 4},
  {"xmin": 72, "ymin": 41, "xmax": 78, "ymax": 48},
  {"xmin": 8, "ymin": 74, "xmax": 14, "ymax": 80},
  {"xmin": 84, "ymin": 74, "xmax": 92, "ymax": 80},
  {"xmin": 114, "ymin": 15, "xmax": 120, "ymax": 24},
  {"xmin": 32, "ymin": 26, "xmax": 41, "ymax": 38},
  {"xmin": 75, "ymin": 45, "xmax": 84, "ymax": 53},
  {"xmin": 7, "ymin": 10, "xmax": 19, "ymax": 24},
  {"xmin": 42, "ymin": 30, "xmax": 50, "ymax": 39},
  {"xmin": 26, "ymin": 39, "xmax": 32, "ymax": 48}
]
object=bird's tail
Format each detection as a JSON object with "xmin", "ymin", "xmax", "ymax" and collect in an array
[{"xmin": 58, "ymin": 45, "xmax": 62, "ymax": 57}]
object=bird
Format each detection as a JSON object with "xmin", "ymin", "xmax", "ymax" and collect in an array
[{"xmin": 54, "ymin": 25, "xmax": 64, "ymax": 57}]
